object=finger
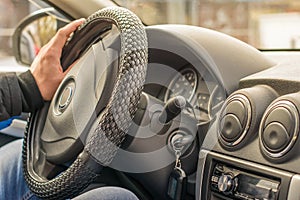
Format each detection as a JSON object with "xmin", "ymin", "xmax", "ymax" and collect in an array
[{"xmin": 52, "ymin": 18, "xmax": 85, "ymax": 50}]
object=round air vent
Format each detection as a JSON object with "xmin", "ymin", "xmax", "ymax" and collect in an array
[
  {"xmin": 218, "ymin": 85, "xmax": 278, "ymax": 150},
  {"xmin": 218, "ymin": 94, "xmax": 251, "ymax": 147},
  {"xmin": 260, "ymin": 97, "xmax": 300, "ymax": 160}
]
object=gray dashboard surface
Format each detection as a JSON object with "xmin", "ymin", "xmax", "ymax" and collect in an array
[{"xmin": 241, "ymin": 51, "xmax": 300, "ymax": 95}]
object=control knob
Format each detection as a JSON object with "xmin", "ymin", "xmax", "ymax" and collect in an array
[{"xmin": 217, "ymin": 174, "xmax": 236, "ymax": 193}]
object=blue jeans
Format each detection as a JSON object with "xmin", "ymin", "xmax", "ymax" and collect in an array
[{"xmin": 0, "ymin": 139, "xmax": 138, "ymax": 200}]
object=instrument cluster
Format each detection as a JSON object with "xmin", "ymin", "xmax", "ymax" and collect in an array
[{"xmin": 164, "ymin": 65, "xmax": 226, "ymax": 122}]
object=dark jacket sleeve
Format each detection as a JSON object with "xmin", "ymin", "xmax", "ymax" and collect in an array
[{"xmin": 0, "ymin": 70, "xmax": 44, "ymax": 121}]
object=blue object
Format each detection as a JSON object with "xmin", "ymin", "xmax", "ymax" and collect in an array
[{"xmin": 0, "ymin": 116, "xmax": 19, "ymax": 130}]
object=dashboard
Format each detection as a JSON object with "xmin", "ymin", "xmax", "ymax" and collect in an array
[
  {"xmin": 130, "ymin": 25, "xmax": 300, "ymax": 200},
  {"xmin": 121, "ymin": 25, "xmax": 275, "ymax": 199}
]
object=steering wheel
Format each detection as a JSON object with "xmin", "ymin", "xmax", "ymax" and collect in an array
[{"xmin": 22, "ymin": 7, "xmax": 148, "ymax": 199}]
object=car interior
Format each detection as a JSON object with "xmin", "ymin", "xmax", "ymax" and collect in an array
[{"xmin": 1, "ymin": 0, "xmax": 300, "ymax": 199}]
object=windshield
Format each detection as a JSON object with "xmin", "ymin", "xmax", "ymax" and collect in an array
[{"xmin": 115, "ymin": 0, "xmax": 300, "ymax": 50}]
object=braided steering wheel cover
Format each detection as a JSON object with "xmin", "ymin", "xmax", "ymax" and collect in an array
[{"xmin": 23, "ymin": 7, "xmax": 148, "ymax": 199}]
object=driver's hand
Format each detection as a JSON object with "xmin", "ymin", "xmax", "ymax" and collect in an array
[{"xmin": 30, "ymin": 19, "xmax": 85, "ymax": 101}]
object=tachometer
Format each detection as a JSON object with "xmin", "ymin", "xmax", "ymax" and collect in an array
[{"xmin": 165, "ymin": 68, "xmax": 197, "ymax": 102}]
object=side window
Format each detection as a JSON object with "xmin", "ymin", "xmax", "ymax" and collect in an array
[
  {"xmin": 0, "ymin": 0, "xmax": 30, "ymax": 58},
  {"xmin": 0, "ymin": 0, "xmax": 68, "ymax": 67}
]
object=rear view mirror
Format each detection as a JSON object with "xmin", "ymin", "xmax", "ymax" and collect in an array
[{"xmin": 13, "ymin": 8, "xmax": 68, "ymax": 66}]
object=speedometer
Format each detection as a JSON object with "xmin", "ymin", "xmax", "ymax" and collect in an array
[{"xmin": 165, "ymin": 68, "xmax": 197, "ymax": 102}]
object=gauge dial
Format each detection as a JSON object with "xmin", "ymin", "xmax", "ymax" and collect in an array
[{"xmin": 165, "ymin": 68, "xmax": 197, "ymax": 102}]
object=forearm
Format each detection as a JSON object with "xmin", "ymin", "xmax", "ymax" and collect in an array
[
  {"xmin": 17, "ymin": 71, "xmax": 44, "ymax": 113},
  {"xmin": 0, "ymin": 71, "xmax": 44, "ymax": 121},
  {"xmin": 0, "ymin": 73, "xmax": 22, "ymax": 121}
]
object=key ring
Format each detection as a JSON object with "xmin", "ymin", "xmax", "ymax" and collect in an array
[{"xmin": 175, "ymin": 150, "xmax": 182, "ymax": 169}]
